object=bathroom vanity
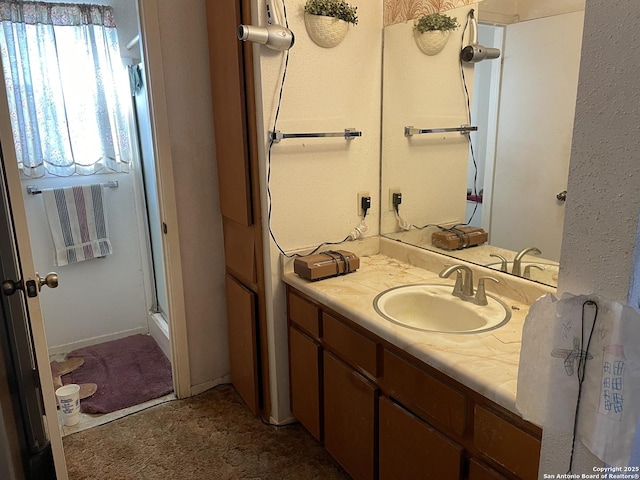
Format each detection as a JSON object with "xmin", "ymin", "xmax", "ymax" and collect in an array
[{"xmin": 283, "ymin": 240, "xmax": 553, "ymax": 480}]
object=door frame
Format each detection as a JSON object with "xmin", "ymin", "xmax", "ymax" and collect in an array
[{"xmin": 137, "ymin": 0, "xmax": 191, "ymax": 400}]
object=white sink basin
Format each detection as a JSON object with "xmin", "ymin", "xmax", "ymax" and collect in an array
[{"xmin": 373, "ymin": 284, "xmax": 511, "ymax": 334}]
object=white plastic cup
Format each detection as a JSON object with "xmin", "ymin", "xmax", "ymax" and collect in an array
[{"xmin": 55, "ymin": 384, "xmax": 81, "ymax": 426}]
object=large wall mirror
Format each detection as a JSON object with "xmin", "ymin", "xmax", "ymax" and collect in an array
[{"xmin": 380, "ymin": 0, "xmax": 585, "ymax": 287}]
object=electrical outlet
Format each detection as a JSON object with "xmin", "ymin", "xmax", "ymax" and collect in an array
[
  {"xmin": 357, "ymin": 192, "xmax": 371, "ymax": 216},
  {"xmin": 389, "ymin": 188, "xmax": 401, "ymax": 211}
]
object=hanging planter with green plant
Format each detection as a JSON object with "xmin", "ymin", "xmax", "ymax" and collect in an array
[
  {"xmin": 304, "ymin": 0, "xmax": 358, "ymax": 48},
  {"xmin": 413, "ymin": 12, "xmax": 459, "ymax": 55}
]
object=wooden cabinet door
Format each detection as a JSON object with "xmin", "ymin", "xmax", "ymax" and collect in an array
[
  {"xmin": 206, "ymin": 0, "xmax": 252, "ymax": 226},
  {"xmin": 379, "ymin": 397, "xmax": 463, "ymax": 480},
  {"xmin": 468, "ymin": 458, "xmax": 508, "ymax": 480},
  {"xmin": 225, "ymin": 274, "xmax": 259, "ymax": 414},
  {"xmin": 473, "ymin": 405, "xmax": 541, "ymax": 480},
  {"xmin": 324, "ymin": 351, "xmax": 377, "ymax": 480},
  {"xmin": 289, "ymin": 326, "xmax": 322, "ymax": 440}
]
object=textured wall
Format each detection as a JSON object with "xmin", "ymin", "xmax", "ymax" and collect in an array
[
  {"xmin": 549, "ymin": 0, "xmax": 640, "ymax": 473},
  {"xmin": 558, "ymin": 0, "xmax": 640, "ymax": 303}
]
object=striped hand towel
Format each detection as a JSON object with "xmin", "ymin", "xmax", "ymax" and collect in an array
[{"xmin": 43, "ymin": 185, "xmax": 113, "ymax": 266}]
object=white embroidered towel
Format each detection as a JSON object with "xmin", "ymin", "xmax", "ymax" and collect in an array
[{"xmin": 43, "ymin": 185, "xmax": 113, "ymax": 266}]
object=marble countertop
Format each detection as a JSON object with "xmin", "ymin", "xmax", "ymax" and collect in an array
[{"xmin": 282, "ymin": 241, "xmax": 552, "ymax": 417}]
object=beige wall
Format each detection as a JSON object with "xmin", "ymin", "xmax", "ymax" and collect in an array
[
  {"xmin": 253, "ymin": 0, "xmax": 383, "ymax": 421},
  {"xmin": 155, "ymin": 0, "xmax": 229, "ymax": 390},
  {"xmin": 380, "ymin": 4, "xmax": 475, "ymax": 235}
]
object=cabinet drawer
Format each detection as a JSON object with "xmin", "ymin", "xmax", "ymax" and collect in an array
[
  {"xmin": 382, "ymin": 349, "xmax": 466, "ymax": 436},
  {"xmin": 323, "ymin": 313, "xmax": 378, "ymax": 377},
  {"xmin": 379, "ymin": 397, "xmax": 463, "ymax": 480},
  {"xmin": 473, "ymin": 405, "xmax": 540, "ymax": 480},
  {"xmin": 289, "ymin": 326, "xmax": 321, "ymax": 441},
  {"xmin": 288, "ymin": 291, "xmax": 321, "ymax": 338}
]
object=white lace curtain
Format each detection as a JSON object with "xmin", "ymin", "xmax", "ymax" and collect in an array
[{"xmin": 0, "ymin": 1, "xmax": 132, "ymax": 177}]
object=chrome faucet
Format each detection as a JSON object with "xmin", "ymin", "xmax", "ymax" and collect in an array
[
  {"xmin": 439, "ymin": 264, "xmax": 474, "ymax": 298},
  {"xmin": 512, "ymin": 247, "xmax": 542, "ymax": 276},
  {"xmin": 439, "ymin": 265, "xmax": 499, "ymax": 305}
]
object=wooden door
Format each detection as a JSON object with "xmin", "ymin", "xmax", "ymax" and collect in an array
[
  {"xmin": 289, "ymin": 326, "xmax": 322, "ymax": 440},
  {"xmin": 323, "ymin": 351, "xmax": 377, "ymax": 480},
  {"xmin": 206, "ymin": 0, "xmax": 270, "ymax": 417},
  {"xmin": 473, "ymin": 405, "xmax": 541, "ymax": 480},
  {"xmin": 0, "ymin": 79, "xmax": 67, "ymax": 478},
  {"xmin": 379, "ymin": 396, "xmax": 463, "ymax": 480},
  {"xmin": 205, "ymin": 0, "xmax": 252, "ymax": 226},
  {"xmin": 468, "ymin": 459, "xmax": 509, "ymax": 480},
  {"xmin": 225, "ymin": 275, "xmax": 259, "ymax": 414}
]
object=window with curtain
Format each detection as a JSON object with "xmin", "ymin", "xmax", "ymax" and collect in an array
[{"xmin": 0, "ymin": 1, "xmax": 132, "ymax": 177}]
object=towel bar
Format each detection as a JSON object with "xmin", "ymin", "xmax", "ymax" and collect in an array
[
  {"xmin": 404, "ymin": 125, "xmax": 478, "ymax": 137},
  {"xmin": 26, "ymin": 181, "xmax": 119, "ymax": 195},
  {"xmin": 269, "ymin": 128, "xmax": 362, "ymax": 143}
]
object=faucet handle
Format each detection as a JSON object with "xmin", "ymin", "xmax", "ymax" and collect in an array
[
  {"xmin": 475, "ymin": 276, "xmax": 499, "ymax": 306},
  {"xmin": 489, "ymin": 253, "xmax": 508, "ymax": 272},
  {"xmin": 523, "ymin": 264, "xmax": 545, "ymax": 279}
]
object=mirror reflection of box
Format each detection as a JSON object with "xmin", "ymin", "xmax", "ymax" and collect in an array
[{"xmin": 431, "ymin": 226, "xmax": 488, "ymax": 250}]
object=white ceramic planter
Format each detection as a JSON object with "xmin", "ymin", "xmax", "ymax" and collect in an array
[
  {"xmin": 414, "ymin": 29, "xmax": 450, "ymax": 55},
  {"xmin": 304, "ymin": 13, "xmax": 349, "ymax": 48}
]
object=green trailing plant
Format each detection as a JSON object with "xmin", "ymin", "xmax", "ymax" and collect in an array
[
  {"xmin": 304, "ymin": 0, "xmax": 358, "ymax": 25},
  {"xmin": 414, "ymin": 12, "xmax": 459, "ymax": 33}
]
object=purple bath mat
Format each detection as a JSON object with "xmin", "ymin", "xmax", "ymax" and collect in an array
[{"xmin": 61, "ymin": 334, "xmax": 173, "ymax": 414}]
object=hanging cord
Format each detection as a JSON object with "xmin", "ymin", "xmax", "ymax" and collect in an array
[
  {"xmin": 459, "ymin": 10, "xmax": 480, "ymax": 225},
  {"xmin": 265, "ymin": 1, "xmax": 363, "ymax": 259},
  {"xmin": 393, "ymin": 204, "xmax": 412, "ymax": 231},
  {"xmin": 566, "ymin": 300, "xmax": 599, "ymax": 474}
]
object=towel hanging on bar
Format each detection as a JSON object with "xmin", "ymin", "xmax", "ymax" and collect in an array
[{"xmin": 43, "ymin": 185, "xmax": 113, "ymax": 266}]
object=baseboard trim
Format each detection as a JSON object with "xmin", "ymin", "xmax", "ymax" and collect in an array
[
  {"xmin": 268, "ymin": 415, "xmax": 297, "ymax": 426},
  {"xmin": 190, "ymin": 374, "xmax": 231, "ymax": 397},
  {"xmin": 47, "ymin": 327, "xmax": 149, "ymax": 356}
]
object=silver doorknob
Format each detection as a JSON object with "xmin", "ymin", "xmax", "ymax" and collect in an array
[
  {"xmin": 556, "ymin": 190, "xmax": 567, "ymax": 201},
  {"xmin": 36, "ymin": 272, "xmax": 58, "ymax": 291}
]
